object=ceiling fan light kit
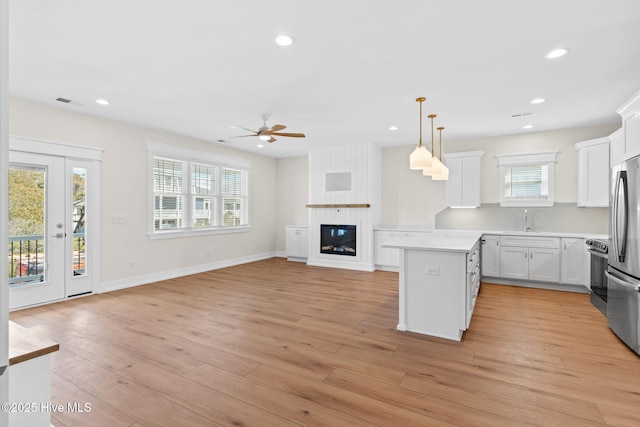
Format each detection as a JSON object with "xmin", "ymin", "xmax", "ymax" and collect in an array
[
  {"xmin": 230, "ymin": 117, "xmax": 305, "ymax": 144},
  {"xmin": 409, "ymin": 99, "xmax": 449, "ymax": 180}
]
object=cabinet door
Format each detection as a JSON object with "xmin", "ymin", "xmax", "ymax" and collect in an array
[
  {"xmin": 610, "ymin": 129, "xmax": 624, "ymax": 168},
  {"xmin": 462, "ymin": 155, "xmax": 481, "ymax": 207},
  {"xmin": 500, "ymin": 247, "xmax": 528, "ymax": 280},
  {"xmin": 285, "ymin": 228, "xmax": 299, "ymax": 257},
  {"xmin": 561, "ymin": 238, "xmax": 587, "ymax": 286},
  {"xmin": 445, "ymin": 157, "xmax": 463, "ymax": 207},
  {"xmin": 297, "ymin": 228, "xmax": 309, "ymax": 258},
  {"xmin": 529, "ymin": 248, "xmax": 560, "ymax": 283},
  {"xmin": 622, "ymin": 109, "xmax": 640, "ymax": 160},
  {"xmin": 481, "ymin": 235, "xmax": 501, "ymax": 277},
  {"xmin": 577, "ymin": 143, "xmax": 609, "ymax": 207}
]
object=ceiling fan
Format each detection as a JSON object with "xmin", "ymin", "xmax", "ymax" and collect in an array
[{"xmin": 230, "ymin": 115, "xmax": 305, "ymax": 143}]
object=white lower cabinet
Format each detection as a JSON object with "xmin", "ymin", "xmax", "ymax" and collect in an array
[
  {"xmin": 480, "ymin": 235, "xmax": 501, "ymax": 277},
  {"xmin": 561, "ymin": 237, "xmax": 589, "ymax": 287},
  {"xmin": 499, "ymin": 236, "xmax": 560, "ymax": 283},
  {"xmin": 285, "ymin": 226, "xmax": 308, "ymax": 260}
]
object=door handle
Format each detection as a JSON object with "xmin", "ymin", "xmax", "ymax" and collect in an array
[{"xmin": 52, "ymin": 232, "xmax": 66, "ymax": 238}]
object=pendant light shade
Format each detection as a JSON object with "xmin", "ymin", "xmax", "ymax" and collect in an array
[
  {"xmin": 410, "ymin": 146, "xmax": 432, "ymax": 169},
  {"xmin": 422, "ymin": 114, "xmax": 440, "ymax": 175},
  {"xmin": 432, "ymin": 164, "xmax": 449, "ymax": 180},
  {"xmin": 409, "ymin": 97, "xmax": 432, "ymax": 169},
  {"xmin": 423, "ymin": 156, "xmax": 443, "ymax": 176},
  {"xmin": 431, "ymin": 126, "xmax": 449, "ymax": 180}
]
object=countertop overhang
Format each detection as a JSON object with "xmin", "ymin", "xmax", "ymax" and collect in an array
[{"xmin": 382, "ymin": 230, "xmax": 483, "ymax": 253}]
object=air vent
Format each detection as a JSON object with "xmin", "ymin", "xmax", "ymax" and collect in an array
[
  {"xmin": 56, "ymin": 97, "xmax": 72, "ymax": 103},
  {"xmin": 511, "ymin": 112, "xmax": 533, "ymax": 118}
]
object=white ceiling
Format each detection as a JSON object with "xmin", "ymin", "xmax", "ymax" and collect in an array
[{"xmin": 9, "ymin": 0, "xmax": 640, "ymax": 158}]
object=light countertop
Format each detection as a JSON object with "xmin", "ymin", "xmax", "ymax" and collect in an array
[
  {"xmin": 382, "ymin": 230, "xmax": 482, "ymax": 253},
  {"xmin": 375, "ymin": 225, "xmax": 607, "ymax": 241}
]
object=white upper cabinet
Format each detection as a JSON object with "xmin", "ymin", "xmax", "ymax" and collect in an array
[
  {"xmin": 444, "ymin": 151, "xmax": 483, "ymax": 208},
  {"xmin": 610, "ymin": 128, "xmax": 624, "ymax": 168},
  {"xmin": 615, "ymin": 89, "xmax": 640, "ymax": 163},
  {"xmin": 575, "ymin": 137, "xmax": 609, "ymax": 207}
]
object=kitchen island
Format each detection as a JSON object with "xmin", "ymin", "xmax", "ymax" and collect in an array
[{"xmin": 383, "ymin": 230, "xmax": 482, "ymax": 341}]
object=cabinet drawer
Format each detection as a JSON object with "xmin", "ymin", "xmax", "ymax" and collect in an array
[{"xmin": 500, "ymin": 235, "xmax": 560, "ymax": 249}]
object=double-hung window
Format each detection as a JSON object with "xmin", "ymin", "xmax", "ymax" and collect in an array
[
  {"xmin": 497, "ymin": 152, "xmax": 557, "ymax": 207},
  {"xmin": 148, "ymin": 142, "xmax": 250, "ymax": 237}
]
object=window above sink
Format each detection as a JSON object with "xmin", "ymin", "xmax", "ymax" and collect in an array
[{"xmin": 497, "ymin": 152, "xmax": 558, "ymax": 207}]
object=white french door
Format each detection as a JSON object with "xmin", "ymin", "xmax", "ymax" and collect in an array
[{"xmin": 8, "ymin": 151, "xmax": 66, "ymax": 308}]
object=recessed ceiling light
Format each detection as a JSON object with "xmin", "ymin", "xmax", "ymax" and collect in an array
[
  {"xmin": 257, "ymin": 144, "xmax": 264, "ymax": 148},
  {"xmin": 530, "ymin": 98, "xmax": 546, "ymax": 105},
  {"xmin": 95, "ymin": 98, "xmax": 110, "ymax": 105},
  {"xmin": 523, "ymin": 124, "xmax": 534, "ymax": 129},
  {"xmin": 274, "ymin": 34, "xmax": 294, "ymax": 47},
  {"xmin": 389, "ymin": 125, "xmax": 398, "ymax": 131},
  {"xmin": 545, "ymin": 48, "xmax": 569, "ymax": 59}
]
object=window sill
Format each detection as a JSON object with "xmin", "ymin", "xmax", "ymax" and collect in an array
[
  {"xmin": 148, "ymin": 226, "xmax": 251, "ymax": 239},
  {"xmin": 499, "ymin": 200, "xmax": 555, "ymax": 207}
]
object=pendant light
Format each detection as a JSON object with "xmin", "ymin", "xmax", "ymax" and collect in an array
[
  {"xmin": 423, "ymin": 114, "xmax": 443, "ymax": 176},
  {"xmin": 409, "ymin": 97, "xmax": 433, "ymax": 169},
  {"xmin": 432, "ymin": 126, "xmax": 449, "ymax": 180}
]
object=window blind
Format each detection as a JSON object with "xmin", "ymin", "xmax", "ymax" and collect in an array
[{"xmin": 504, "ymin": 165, "xmax": 549, "ymax": 199}]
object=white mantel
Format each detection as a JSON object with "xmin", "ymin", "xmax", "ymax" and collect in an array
[{"xmin": 306, "ymin": 144, "xmax": 381, "ymax": 271}]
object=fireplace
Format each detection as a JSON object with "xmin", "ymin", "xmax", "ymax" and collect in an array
[{"xmin": 320, "ymin": 224, "xmax": 356, "ymax": 256}]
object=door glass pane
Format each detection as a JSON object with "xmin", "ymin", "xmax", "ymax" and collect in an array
[
  {"xmin": 72, "ymin": 167, "xmax": 87, "ymax": 277},
  {"xmin": 8, "ymin": 166, "xmax": 46, "ymax": 287}
]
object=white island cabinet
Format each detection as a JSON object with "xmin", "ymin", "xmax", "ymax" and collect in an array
[{"xmin": 384, "ymin": 231, "xmax": 482, "ymax": 341}]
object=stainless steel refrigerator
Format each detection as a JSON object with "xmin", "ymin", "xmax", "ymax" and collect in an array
[{"xmin": 608, "ymin": 154, "xmax": 640, "ymax": 354}]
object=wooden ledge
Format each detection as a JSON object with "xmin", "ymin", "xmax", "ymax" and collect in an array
[
  {"xmin": 9, "ymin": 321, "xmax": 59, "ymax": 366},
  {"xmin": 305, "ymin": 204, "xmax": 370, "ymax": 208}
]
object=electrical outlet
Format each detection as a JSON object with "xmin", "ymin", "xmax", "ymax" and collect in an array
[
  {"xmin": 425, "ymin": 266, "xmax": 440, "ymax": 275},
  {"xmin": 129, "ymin": 261, "xmax": 136, "ymax": 270}
]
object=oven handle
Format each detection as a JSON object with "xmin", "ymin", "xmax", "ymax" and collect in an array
[{"xmin": 587, "ymin": 248, "xmax": 609, "ymax": 259}]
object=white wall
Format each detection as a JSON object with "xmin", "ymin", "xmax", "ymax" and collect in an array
[
  {"xmin": 382, "ymin": 123, "xmax": 619, "ymax": 226},
  {"xmin": 275, "ymin": 156, "xmax": 308, "ymax": 253},
  {"xmin": 9, "ymin": 98, "xmax": 279, "ymax": 290}
]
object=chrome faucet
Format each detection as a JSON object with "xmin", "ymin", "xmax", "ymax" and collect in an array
[{"xmin": 523, "ymin": 209, "xmax": 529, "ymax": 232}]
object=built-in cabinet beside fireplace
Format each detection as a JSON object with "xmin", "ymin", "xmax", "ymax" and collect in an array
[{"xmin": 285, "ymin": 225, "xmax": 308, "ymax": 261}]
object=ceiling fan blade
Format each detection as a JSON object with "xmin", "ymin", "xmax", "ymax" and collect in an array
[
  {"xmin": 270, "ymin": 132, "xmax": 306, "ymax": 138},
  {"xmin": 230, "ymin": 125, "xmax": 258, "ymax": 134},
  {"xmin": 267, "ymin": 137, "xmax": 277, "ymax": 143},
  {"xmin": 228, "ymin": 134, "xmax": 257, "ymax": 139},
  {"xmin": 269, "ymin": 124, "xmax": 287, "ymax": 132}
]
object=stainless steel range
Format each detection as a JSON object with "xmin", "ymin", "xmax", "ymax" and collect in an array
[{"xmin": 586, "ymin": 238, "xmax": 608, "ymax": 315}]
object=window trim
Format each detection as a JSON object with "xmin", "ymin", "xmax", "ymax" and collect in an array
[
  {"xmin": 147, "ymin": 141, "xmax": 251, "ymax": 239},
  {"xmin": 496, "ymin": 152, "xmax": 557, "ymax": 207}
]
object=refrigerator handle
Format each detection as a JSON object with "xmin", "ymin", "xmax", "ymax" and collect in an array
[
  {"xmin": 613, "ymin": 170, "xmax": 628, "ymax": 263},
  {"xmin": 605, "ymin": 271, "xmax": 640, "ymax": 292}
]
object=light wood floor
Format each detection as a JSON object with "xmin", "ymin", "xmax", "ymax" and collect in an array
[{"xmin": 10, "ymin": 257, "xmax": 640, "ymax": 426}]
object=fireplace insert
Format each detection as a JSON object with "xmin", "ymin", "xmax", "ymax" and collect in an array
[{"xmin": 320, "ymin": 224, "xmax": 356, "ymax": 256}]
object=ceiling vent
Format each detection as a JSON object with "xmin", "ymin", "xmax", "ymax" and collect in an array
[
  {"xmin": 511, "ymin": 112, "xmax": 533, "ymax": 118},
  {"xmin": 56, "ymin": 97, "xmax": 72, "ymax": 103}
]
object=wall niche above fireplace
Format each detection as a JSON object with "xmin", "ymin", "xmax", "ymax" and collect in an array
[{"xmin": 320, "ymin": 224, "xmax": 356, "ymax": 256}]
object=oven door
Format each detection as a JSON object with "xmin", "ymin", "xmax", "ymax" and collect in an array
[{"xmin": 588, "ymin": 248, "xmax": 608, "ymax": 315}]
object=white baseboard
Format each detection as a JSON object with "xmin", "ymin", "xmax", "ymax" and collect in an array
[{"xmin": 97, "ymin": 252, "xmax": 276, "ymax": 294}]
